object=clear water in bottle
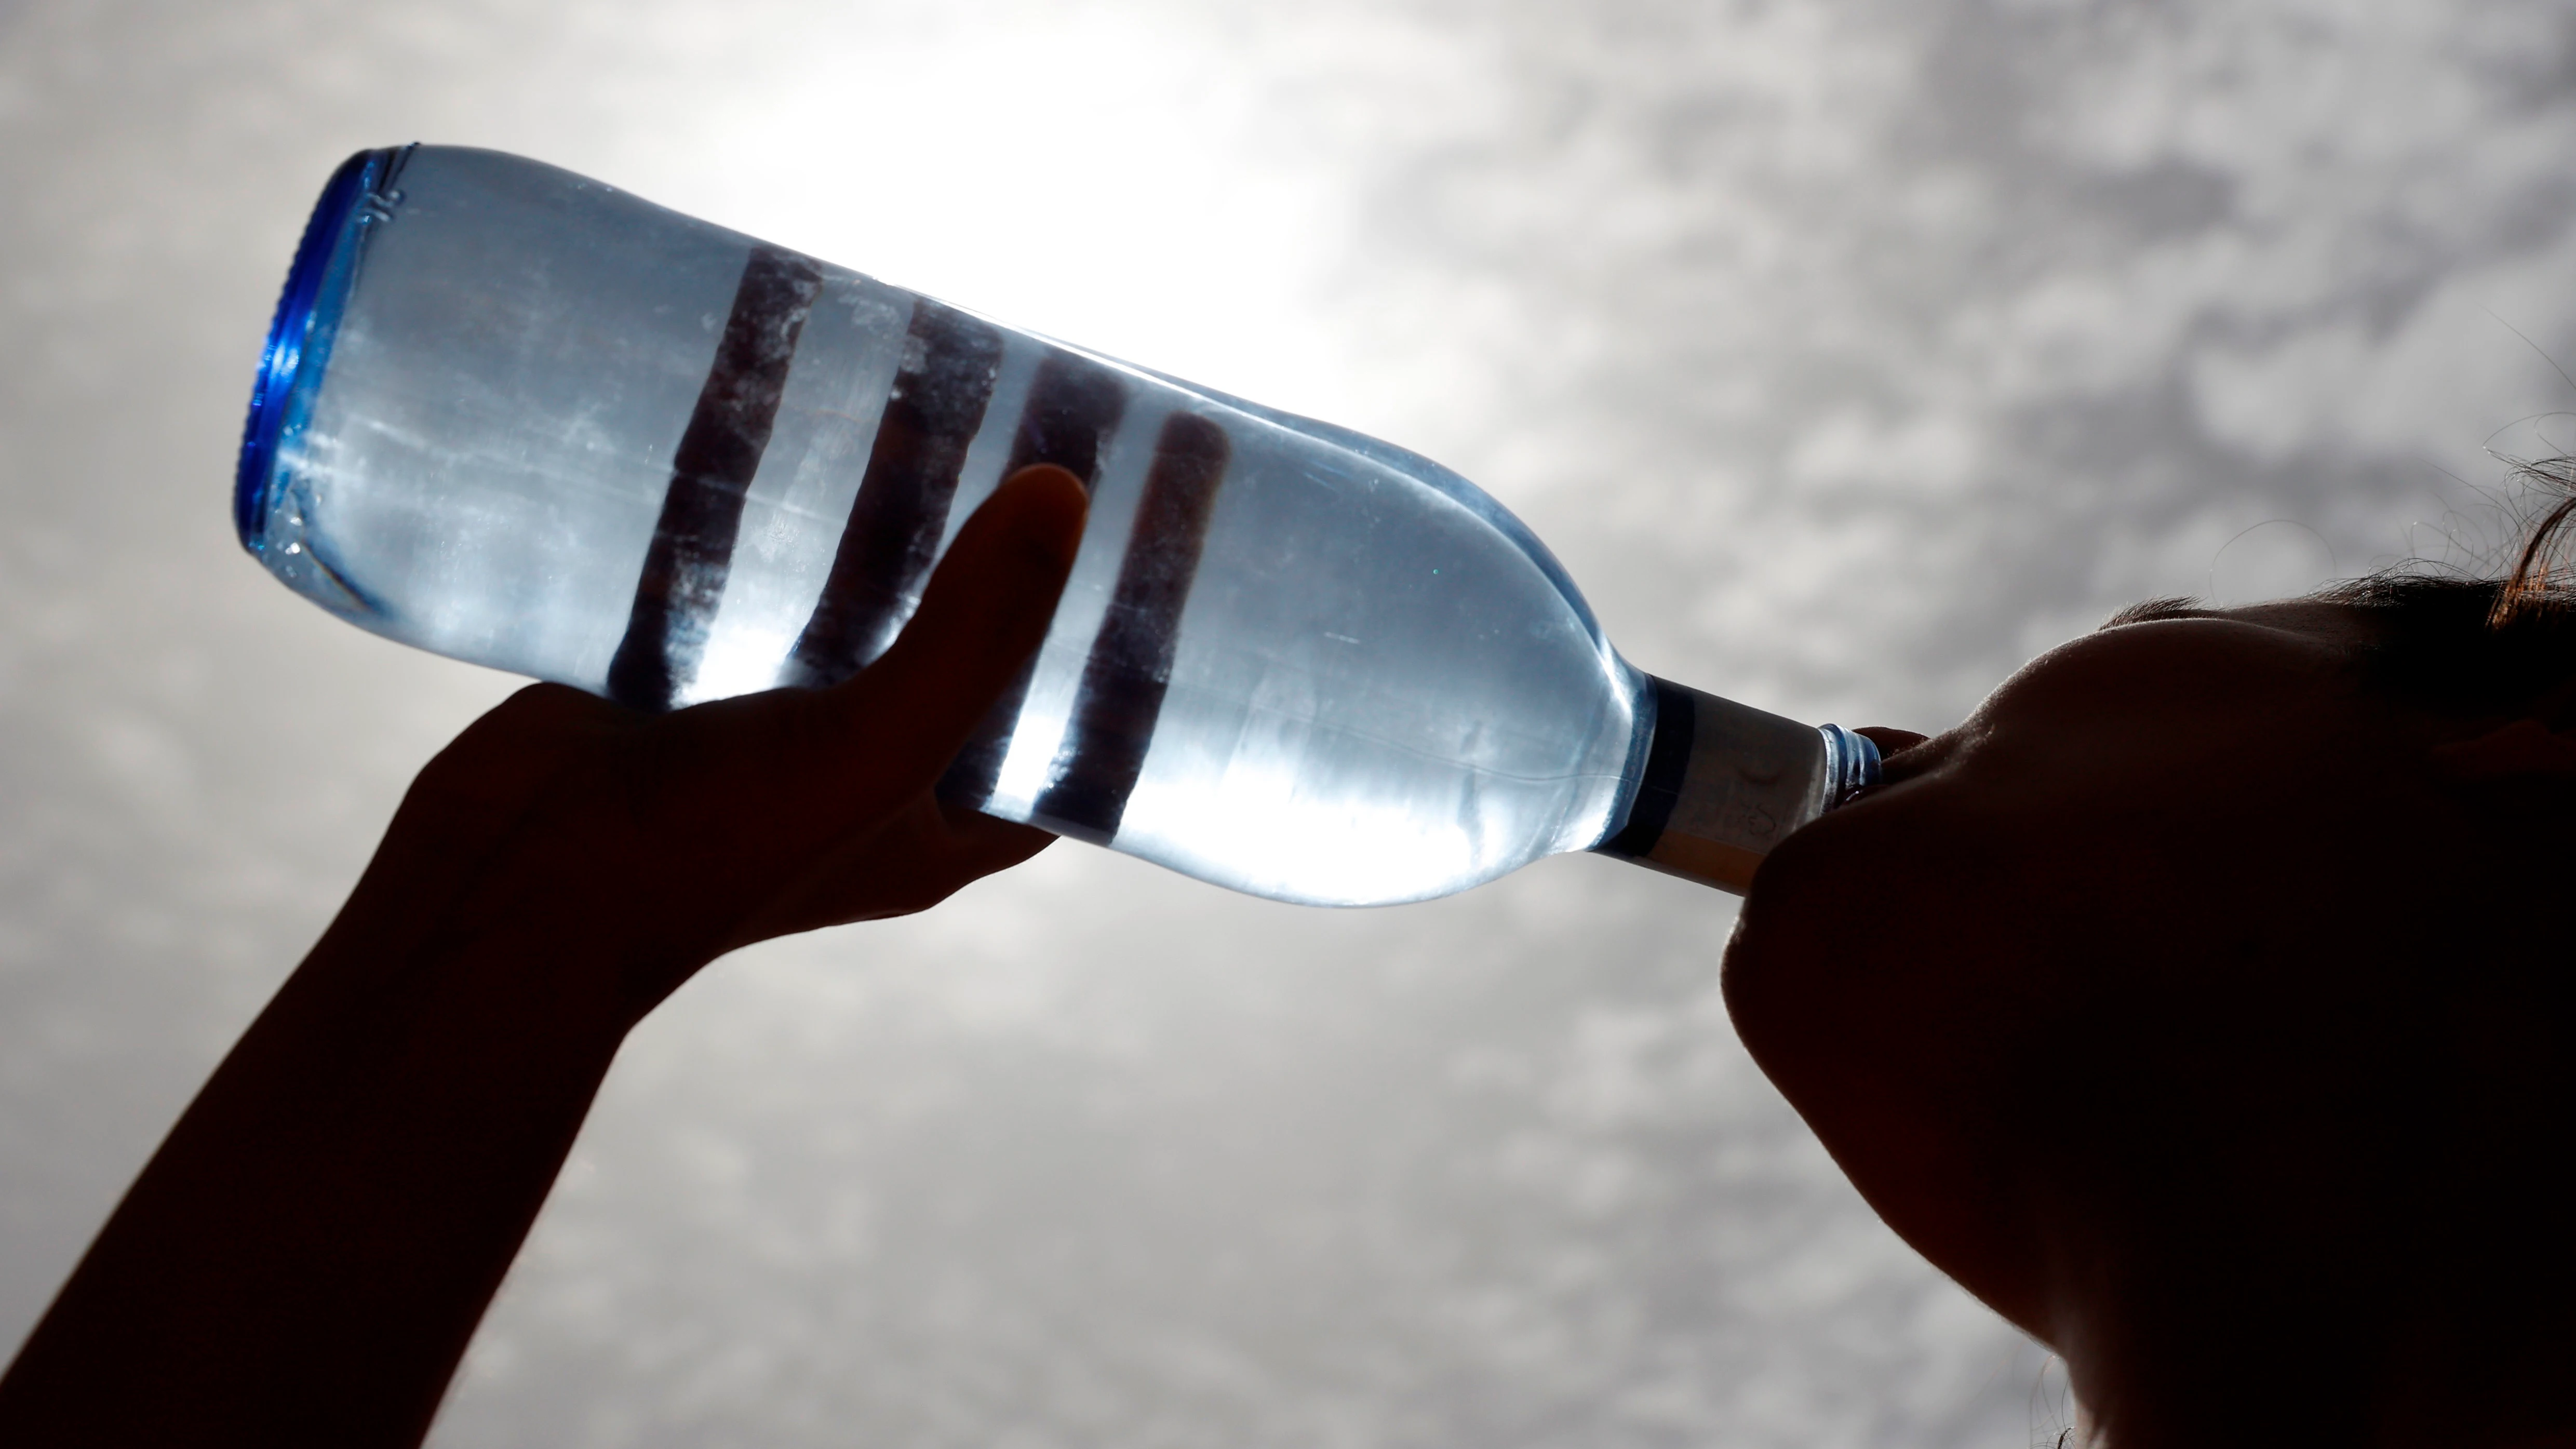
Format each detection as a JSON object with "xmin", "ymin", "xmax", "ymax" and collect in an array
[{"xmin": 238, "ymin": 145, "xmax": 1873, "ymax": 906}]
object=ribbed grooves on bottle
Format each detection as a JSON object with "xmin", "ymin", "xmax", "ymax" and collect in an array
[
  {"xmin": 781, "ymin": 300, "xmax": 1006, "ymax": 688},
  {"xmin": 607, "ymin": 245, "xmax": 827, "ymax": 712},
  {"xmin": 1031, "ymin": 411, "xmax": 1234, "ymax": 845},
  {"xmin": 936, "ymin": 350, "xmax": 1130, "ymax": 803}
]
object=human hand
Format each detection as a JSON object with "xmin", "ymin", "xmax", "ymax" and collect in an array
[
  {"xmin": 0, "ymin": 464, "xmax": 1088, "ymax": 1448},
  {"xmin": 329, "ymin": 462, "xmax": 1090, "ymax": 1026}
]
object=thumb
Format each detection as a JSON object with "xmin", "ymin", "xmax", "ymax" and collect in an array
[{"xmin": 826, "ymin": 464, "xmax": 1089, "ymax": 783}]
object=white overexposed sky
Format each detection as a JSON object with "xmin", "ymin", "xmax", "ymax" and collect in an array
[{"xmin": 4, "ymin": 1, "xmax": 2573, "ymax": 1444}]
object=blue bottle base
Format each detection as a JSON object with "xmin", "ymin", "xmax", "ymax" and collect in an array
[{"xmin": 235, "ymin": 146, "xmax": 406, "ymax": 553}]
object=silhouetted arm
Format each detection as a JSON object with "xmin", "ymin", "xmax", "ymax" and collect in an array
[{"xmin": 0, "ymin": 466, "xmax": 1089, "ymax": 1449}]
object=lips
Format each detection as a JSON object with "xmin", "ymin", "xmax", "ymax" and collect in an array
[{"xmin": 1878, "ymin": 744, "xmax": 1935, "ymax": 781}]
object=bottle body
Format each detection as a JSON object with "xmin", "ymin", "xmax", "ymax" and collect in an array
[{"xmin": 239, "ymin": 145, "xmax": 1869, "ymax": 906}]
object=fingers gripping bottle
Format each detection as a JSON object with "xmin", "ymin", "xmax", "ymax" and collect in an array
[{"xmin": 237, "ymin": 145, "xmax": 1878, "ymax": 907}]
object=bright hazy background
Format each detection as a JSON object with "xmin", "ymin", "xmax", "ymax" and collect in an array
[{"xmin": 6, "ymin": 2, "xmax": 2575, "ymax": 1444}]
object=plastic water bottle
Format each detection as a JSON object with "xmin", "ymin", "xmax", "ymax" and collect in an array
[{"xmin": 236, "ymin": 145, "xmax": 1877, "ymax": 906}]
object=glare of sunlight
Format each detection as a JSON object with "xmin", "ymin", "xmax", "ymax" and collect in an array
[
  {"xmin": 680, "ymin": 625, "xmax": 801, "ymax": 706},
  {"xmin": 986, "ymin": 693, "xmax": 1074, "ymax": 821},
  {"xmin": 633, "ymin": 9, "xmax": 1356, "ymax": 426}
]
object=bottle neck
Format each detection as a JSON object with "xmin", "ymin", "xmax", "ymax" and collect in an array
[{"xmin": 1594, "ymin": 677, "xmax": 1881, "ymax": 894}]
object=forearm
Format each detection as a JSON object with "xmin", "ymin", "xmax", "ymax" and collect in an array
[
  {"xmin": 0, "ymin": 466, "xmax": 1085, "ymax": 1448},
  {"xmin": 0, "ymin": 910, "xmax": 639, "ymax": 1448}
]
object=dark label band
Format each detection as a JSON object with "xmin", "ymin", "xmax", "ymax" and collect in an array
[
  {"xmin": 1595, "ymin": 676, "xmax": 1694, "ymax": 859},
  {"xmin": 607, "ymin": 245, "xmax": 824, "ymax": 711},
  {"xmin": 936, "ymin": 351, "xmax": 1132, "ymax": 810},
  {"xmin": 1031, "ymin": 412, "xmax": 1233, "ymax": 843},
  {"xmin": 782, "ymin": 300, "xmax": 1004, "ymax": 688}
]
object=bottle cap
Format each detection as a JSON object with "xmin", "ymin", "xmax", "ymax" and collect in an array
[{"xmin": 1596, "ymin": 678, "xmax": 1876, "ymax": 894}]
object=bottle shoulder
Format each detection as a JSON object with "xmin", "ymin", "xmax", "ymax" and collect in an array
[{"xmin": 1120, "ymin": 363, "xmax": 1616, "ymax": 650}]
